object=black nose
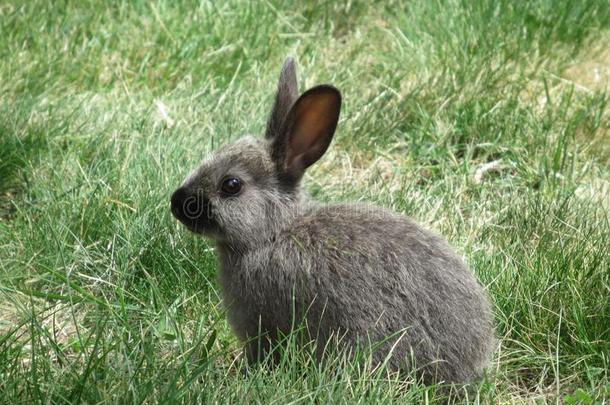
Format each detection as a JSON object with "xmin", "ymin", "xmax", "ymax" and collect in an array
[
  {"xmin": 171, "ymin": 187, "xmax": 189, "ymax": 222},
  {"xmin": 171, "ymin": 187, "xmax": 211, "ymax": 226}
]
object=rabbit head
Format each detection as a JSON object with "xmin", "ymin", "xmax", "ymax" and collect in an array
[{"xmin": 170, "ymin": 58, "xmax": 341, "ymax": 246}]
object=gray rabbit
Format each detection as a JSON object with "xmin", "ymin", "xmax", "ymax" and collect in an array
[{"xmin": 171, "ymin": 58, "xmax": 494, "ymax": 384}]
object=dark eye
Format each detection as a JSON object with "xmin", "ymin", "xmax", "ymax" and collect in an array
[{"xmin": 220, "ymin": 177, "xmax": 242, "ymax": 195}]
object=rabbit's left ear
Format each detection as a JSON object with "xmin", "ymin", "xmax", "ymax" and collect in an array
[
  {"xmin": 271, "ymin": 85, "xmax": 341, "ymax": 181},
  {"xmin": 266, "ymin": 57, "xmax": 298, "ymax": 140}
]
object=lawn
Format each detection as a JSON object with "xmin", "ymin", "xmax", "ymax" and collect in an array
[{"xmin": 1, "ymin": 0, "xmax": 609, "ymax": 403}]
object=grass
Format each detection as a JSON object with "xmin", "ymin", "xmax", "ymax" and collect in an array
[{"xmin": 1, "ymin": 0, "xmax": 609, "ymax": 402}]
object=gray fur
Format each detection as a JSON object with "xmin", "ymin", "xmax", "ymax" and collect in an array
[{"xmin": 171, "ymin": 58, "xmax": 495, "ymax": 384}]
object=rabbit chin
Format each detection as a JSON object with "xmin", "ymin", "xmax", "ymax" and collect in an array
[
  {"xmin": 185, "ymin": 222, "xmax": 220, "ymax": 238},
  {"xmin": 180, "ymin": 216, "xmax": 224, "ymax": 239}
]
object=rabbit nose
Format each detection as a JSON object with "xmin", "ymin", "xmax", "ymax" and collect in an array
[
  {"xmin": 171, "ymin": 187, "xmax": 212, "ymax": 225},
  {"xmin": 171, "ymin": 187, "xmax": 190, "ymax": 222}
]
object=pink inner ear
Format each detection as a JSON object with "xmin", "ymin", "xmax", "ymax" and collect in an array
[{"xmin": 288, "ymin": 93, "xmax": 338, "ymax": 160}]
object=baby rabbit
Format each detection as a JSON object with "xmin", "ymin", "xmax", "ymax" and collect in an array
[{"xmin": 171, "ymin": 58, "xmax": 494, "ymax": 384}]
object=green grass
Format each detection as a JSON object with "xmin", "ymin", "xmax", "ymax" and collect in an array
[{"xmin": 1, "ymin": 0, "xmax": 609, "ymax": 402}]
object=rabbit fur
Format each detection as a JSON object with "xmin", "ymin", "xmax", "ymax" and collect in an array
[{"xmin": 170, "ymin": 58, "xmax": 494, "ymax": 384}]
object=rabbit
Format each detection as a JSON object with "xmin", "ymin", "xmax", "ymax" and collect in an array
[{"xmin": 170, "ymin": 57, "xmax": 495, "ymax": 384}]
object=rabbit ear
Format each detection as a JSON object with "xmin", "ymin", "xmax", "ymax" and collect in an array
[
  {"xmin": 265, "ymin": 57, "xmax": 298, "ymax": 140},
  {"xmin": 271, "ymin": 85, "xmax": 341, "ymax": 180}
]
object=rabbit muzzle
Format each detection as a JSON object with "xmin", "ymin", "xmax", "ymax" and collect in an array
[{"xmin": 170, "ymin": 187, "xmax": 217, "ymax": 233}]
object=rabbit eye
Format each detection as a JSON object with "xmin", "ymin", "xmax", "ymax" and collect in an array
[{"xmin": 220, "ymin": 177, "xmax": 242, "ymax": 195}]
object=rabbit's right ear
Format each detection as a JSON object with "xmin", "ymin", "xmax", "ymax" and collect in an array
[
  {"xmin": 265, "ymin": 57, "xmax": 298, "ymax": 140},
  {"xmin": 270, "ymin": 85, "xmax": 341, "ymax": 182}
]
